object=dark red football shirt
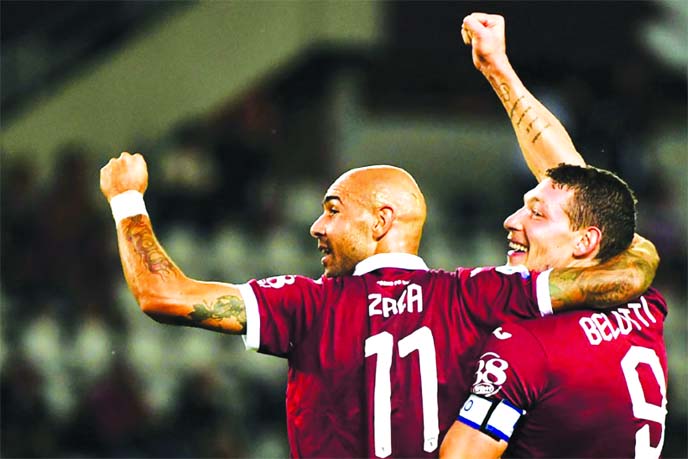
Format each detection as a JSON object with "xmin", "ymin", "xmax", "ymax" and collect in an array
[
  {"xmin": 461, "ymin": 287, "xmax": 668, "ymax": 458},
  {"xmin": 238, "ymin": 253, "xmax": 553, "ymax": 458}
]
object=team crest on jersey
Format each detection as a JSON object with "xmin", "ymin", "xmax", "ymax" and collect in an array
[
  {"xmin": 257, "ymin": 275, "xmax": 296, "ymax": 289},
  {"xmin": 471, "ymin": 352, "xmax": 509, "ymax": 397}
]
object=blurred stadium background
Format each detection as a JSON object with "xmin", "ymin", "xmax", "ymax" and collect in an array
[{"xmin": 1, "ymin": 1, "xmax": 685, "ymax": 457}]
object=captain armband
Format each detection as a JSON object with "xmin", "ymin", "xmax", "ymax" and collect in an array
[
  {"xmin": 109, "ymin": 190, "xmax": 148, "ymax": 224},
  {"xmin": 457, "ymin": 394, "xmax": 525, "ymax": 442}
]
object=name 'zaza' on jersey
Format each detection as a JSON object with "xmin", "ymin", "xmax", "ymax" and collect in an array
[{"xmin": 237, "ymin": 253, "xmax": 554, "ymax": 458}]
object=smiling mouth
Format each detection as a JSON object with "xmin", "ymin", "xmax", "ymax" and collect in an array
[
  {"xmin": 318, "ymin": 245, "xmax": 333, "ymax": 263},
  {"xmin": 508, "ymin": 241, "xmax": 529, "ymax": 254}
]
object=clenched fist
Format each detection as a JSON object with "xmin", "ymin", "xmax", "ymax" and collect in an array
[
  {"xmin": 100, "ymin": 152, "xmax": 148, "ymax": 201},
  {"xmin": 461, "ymin": 13, "xmax": 508, "ymax": 74}
]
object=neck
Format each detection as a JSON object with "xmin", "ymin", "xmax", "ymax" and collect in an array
[
  {"xmin": 564, "ymin": 257, "xmax": 599, "ymax": 269},
  {"xmin": 375, "ymin": 234, "xmax": 420, "ymax": 255}
]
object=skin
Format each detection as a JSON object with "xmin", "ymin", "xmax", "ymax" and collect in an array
[
  {"xmin": 503, "ymin": 178, "xmax": 601, "ymax": 272},
  {"xmin": 101, "ymin": 155, "xmax": 429, "ymax": 333},
  {"xmin": 99, "ymin": 10, "xmax": 660, "ymax": 459},
  {"xmin": 99, "ymin": 12, "xmax": 657, "ymax": 354},
  {"xmin": 460, "ymin": 12, "xmax": 585, "ymax": 181},
  {"xmin": 310, "ymin": 165, "xmax": 426, "ymax": 277},
  {"xmin": 441, "ymin": 12, "xmax": 658, "ymax": 459},
  {"xmin": 101, "ymin": 150, "xmax": 655, "ymax": 338}
]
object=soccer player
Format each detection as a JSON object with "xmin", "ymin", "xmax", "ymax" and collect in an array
[
  {"xmin": 438, "ymin": 13, "xmax": 668, "ymax": 459},
  {"xmin": 101, "ymin": 153, "xmax": 655, "ymax": 458}
]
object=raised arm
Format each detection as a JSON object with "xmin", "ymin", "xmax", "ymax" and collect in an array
[
  {"xmin": 100, "ymin": 152, "xmax": 246, "ymax": 334},
  {"xmin": 549, "ymin": 234, "xmax": 658, "ymax": 310},
  {"xmin": 461, "ymin": 13, "xmax": 658, "ymax": 309},
  {"xmin": 462, "ymin": 12, "xmax": 586, "ymax": 181}
]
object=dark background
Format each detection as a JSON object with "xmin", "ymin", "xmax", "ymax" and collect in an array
[{"xmin": 2, "ymin": 1, "xmax": 686, "ymax": 457}]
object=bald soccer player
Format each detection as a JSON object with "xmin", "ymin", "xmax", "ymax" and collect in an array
[{"xmin": 101, "ymin": 150, "xmax": 656, "ymax": 459}]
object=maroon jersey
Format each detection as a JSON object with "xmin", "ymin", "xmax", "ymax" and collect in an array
[
  {"xmin": 238, "ymin": 254, "xmax": 553, "ymax": 458},
  {"xmin": 459, "ymin": 287, "xmax": 668, "ymax": 458}
]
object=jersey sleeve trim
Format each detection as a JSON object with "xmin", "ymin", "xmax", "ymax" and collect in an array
[
  {"xmin": 458, "ymin": 394, "xmax": 525, "ymax": 442},
  {"xmin": 238, "ymin": 282, "xmax": 260, "ymax": 351},
  {"xmin": 536, "ymin": 268, "xmax": 553, "ymax": 316}
]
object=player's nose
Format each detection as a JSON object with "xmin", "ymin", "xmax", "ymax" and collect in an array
[
  {"xmin": 310, "ymin": 214, "xmax": 325, "ymax": 239},
  {"xmin": 503, "ymin": 207, "xmax": 525, "ymax": 232}
]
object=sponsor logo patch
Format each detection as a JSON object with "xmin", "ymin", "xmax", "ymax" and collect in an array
[{"xmin": 472, "ymin": 382, "xmax": 499, "ymax": 396}]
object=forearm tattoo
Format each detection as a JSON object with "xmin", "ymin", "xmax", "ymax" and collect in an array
[
  {"xmin": 488, "ymin": 75, "xmax": 551, "ymax": 145},
  {"xmin": 122, "ymin": 215, "xmax": 176, "ymax": 278},
  {"xmin": 120, "ymin": 216, "xmax": 247, "ymax": 333},
  {"xmin": 550, "ymin": 252, "xmax": 651, "ymax": 310},
  {"xmin": 189, "ymin": 295, "xmax": 247, "ymax": 332},
  {"xmin": 550, "ymin": 268, "xmax": 626, "ymax": 309}
]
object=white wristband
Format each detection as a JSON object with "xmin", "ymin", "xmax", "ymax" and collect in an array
[{"xmin": 110, "ymin": 190, "xmax": 148, "ymax": 223}]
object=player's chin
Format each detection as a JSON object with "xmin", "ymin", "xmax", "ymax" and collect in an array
[
  {"xmin": 323, "ymin": 260, "xmax": 356, "ymax": 278},
  {"xmin": 322, "ymin": 262, "xmax": 341, "ymax": 278},
  {"xmin": 506, "ymin": 251, "xmax": 528, "ymax": 267}
]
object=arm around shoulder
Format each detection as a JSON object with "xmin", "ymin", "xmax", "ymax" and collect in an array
[{"xmin": 549, "ymin": 234, "xmax": 658, "ymax": 311}]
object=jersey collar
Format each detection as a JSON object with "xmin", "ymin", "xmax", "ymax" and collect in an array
[{"xmin": 353, "ymin": 253, "xmax": 429, "ymax": 276}]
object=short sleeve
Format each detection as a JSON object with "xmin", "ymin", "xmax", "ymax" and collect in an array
[
  {"xmin": 456, "ymin": 266, "xmax": 553, "ymax": 331},
  {"xmin": 240, "ymin": 275, "xmax": 325, "ymax": 356},
  {"xmin": 469, "ymin": 322, "xmax": 549, "ymax": 411}
]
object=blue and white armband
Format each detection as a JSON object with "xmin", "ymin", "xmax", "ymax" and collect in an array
[{"xmin": 457, "ymin": 394, "xmax": 525, "ymax": 442}]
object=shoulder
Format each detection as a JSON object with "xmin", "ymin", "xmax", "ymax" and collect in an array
[
  {"xmin": 485, "ymin": 321, "xmax": 547, "ymax": 348},
  {"xmin": 480, "ymin": 322, "xmax": 552, "ymax": 361},
  {"xmin": 251, "ymin": 274, "xmax": 326, "ymax": 290},
  {"xmin": 488, "ymin": 315, "xmax": 589, "ymax": 362},
  {"xmin": 639, "ymin": 287, "xmax": 668, "ymax": 316},
  {"xmin": 472, "ymin": 323, "xmax": 551, "ymax": 399},
  {"xmin": 455, "ymin": 265, "xmax": 532, "ymax": 280},
  {"xmin": 247, "ymin": 274, "xmax": 335, "ymax": 303}
]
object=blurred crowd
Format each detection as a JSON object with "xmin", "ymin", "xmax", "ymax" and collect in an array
[{"xmin": 1, "ymin": 62, "xmax": 686, "ymax": 458}]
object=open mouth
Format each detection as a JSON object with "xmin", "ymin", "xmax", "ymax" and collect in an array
[
  {"xmin": 508, "ymin": 241, "xmax": 528, "ymax": 254},
  {"xmin": 318, "ymin": 244, "xmax": 333, "ymax": 265}
]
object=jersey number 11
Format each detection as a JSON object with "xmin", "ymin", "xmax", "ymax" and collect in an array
[{"xmin": 365, "ymin": 326, "xmax": 439, "ymax": 458}]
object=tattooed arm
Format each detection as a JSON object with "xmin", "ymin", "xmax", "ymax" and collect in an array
[
  {"xmin": 461, "ymin": 13, "xmax": 586, "ymax": 181},
  {"xmin": 101, "ymin": 152, "xmax": 246, "ymax": 334},
  {"xmin": 461, "ymin": 14, "xmax": 658, "ymax": 307},
  {"xmin": 549, "ymin": 234, "xmax": 659, "ymax": 311}
]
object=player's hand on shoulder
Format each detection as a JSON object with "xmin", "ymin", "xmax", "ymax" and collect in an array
[
  {"xmin": 461, "ymin": 12, "xmax": 508, "ymax": 74},
  {"xmin": 100, "ymin": 151, "xmax": 149, "ymax": 201}
]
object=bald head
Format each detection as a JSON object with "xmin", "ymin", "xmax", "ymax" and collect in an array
[
  {"xmin": 330, "ymin": 165, "xmax": 427, "ymax": 253},
  {"xmin": 310, "ymin": 164, "xmax": 427, "ymax": 276}
]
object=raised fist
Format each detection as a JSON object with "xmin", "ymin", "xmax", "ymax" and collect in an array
[
  {"xmin": 461, "ymin": 13, "xmax": 508, "ymax": 73},
  {"xmin": 100, "ymin": 152, "xmax": 149, "ymax": 201}
]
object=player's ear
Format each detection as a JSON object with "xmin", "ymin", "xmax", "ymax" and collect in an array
[
  {"xmin": 573, "ymin": 226, "xmax": 601, "ymax": 258},
  {"xmin": 373, "ymin": 206, "xmax": 395, "ymax": 241}
]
